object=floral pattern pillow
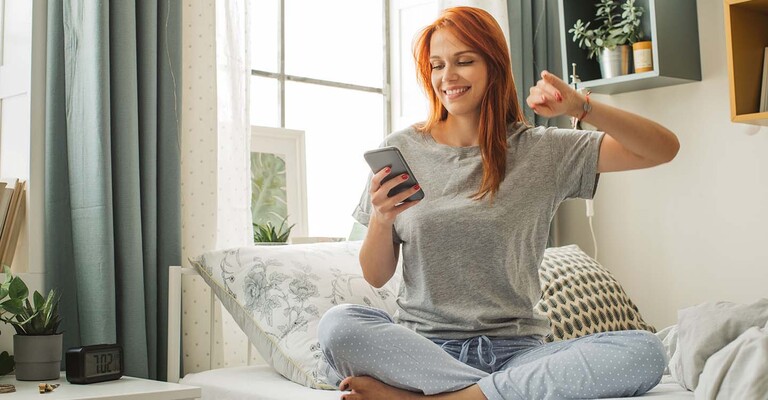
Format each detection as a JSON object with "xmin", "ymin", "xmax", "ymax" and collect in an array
[{"xmin": 190, "ymin": 241, "xmax": 399, "ymax": 389}]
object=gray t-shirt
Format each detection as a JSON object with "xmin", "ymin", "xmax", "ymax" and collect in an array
[{"xmin": 353, "ymin": 122, "xmax": 604, "ymax": 340}]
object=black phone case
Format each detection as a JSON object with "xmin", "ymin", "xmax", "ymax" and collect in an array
[{"xmin": 363, "ymin": 146, "xmax": 424, "ymax": 202}]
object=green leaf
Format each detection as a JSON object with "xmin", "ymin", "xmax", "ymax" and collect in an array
[
  {"xmin": 570, "ymin": 0, "xmax": 643, "ymax": 54},
  {"xmin": 0, "ymin": 274, "xmax": 61, "ymax": 335},
  {"xmin": 253, "ymin": 215, "xmax": 294, "ymax": 243},
  {"xmin": 33, "ymin": 291, "xmax": 44, "ymax": 310},
  {"xmin": 1, "ymin": 299, "xmax": 24, "ymax": 315},
  {"xmin": 251, "ymin": 152, "xmax": 289, "ymax": 230},
  {"xmin": 8, "ymin": 277, "xmax": 28, "ymax": 300}
]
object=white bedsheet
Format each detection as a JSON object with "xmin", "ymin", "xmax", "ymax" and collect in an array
[{"xmin": 180, "ymin": 365, "xmax": 692, "ymax": 400}]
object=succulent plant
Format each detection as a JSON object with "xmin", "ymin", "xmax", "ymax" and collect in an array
[{"xmin": 253, "ymin": 216, "xmax": 295, "ymax": 243}]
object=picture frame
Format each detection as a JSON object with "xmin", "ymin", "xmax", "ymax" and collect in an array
[{"xmin": 250, "ymin": 126, "xmax": 308, "ymax": 238}]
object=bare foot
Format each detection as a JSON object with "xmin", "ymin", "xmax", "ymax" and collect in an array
[
  {"xmin": 338, "ymin": 376, "xmax": 486, "ymax": 400},
  {"xmin": 339, "ymin": 376, "xmax": 422, "ymax": 400}
]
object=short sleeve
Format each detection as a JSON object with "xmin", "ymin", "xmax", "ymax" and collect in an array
[
  {"xmin": 352, "ymin": 173, "xmax": 373, "ymax": 226},
  {"xmin": 351, "ymin": 166, "xmax": 403, "ymax": 244},
  {"xmin": 548, "ymin": 127, "xmax": 605, "ymax": 200}
]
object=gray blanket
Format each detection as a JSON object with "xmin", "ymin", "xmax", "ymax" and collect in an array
[
  {"xmin": 694, "ymin": 320, "xmax": 768, "ymax": 399},
  {"xmin": 669, "ymin": 298, "xmax": 768, "ymax": 392}
]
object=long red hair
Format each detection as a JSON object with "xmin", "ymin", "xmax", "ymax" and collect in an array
[{"xmin": 413, "ymin": 6, "xmax": 527, "ymax": 200}]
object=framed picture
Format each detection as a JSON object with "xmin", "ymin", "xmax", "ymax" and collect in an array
[{"xmin": 250, "ymin": 126, "xmax": 308, "ymax": 238}]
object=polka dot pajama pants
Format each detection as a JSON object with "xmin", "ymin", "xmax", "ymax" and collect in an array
[{"xmin": 317, "ymin": 304, "xmax": 666, "ymax": 400}]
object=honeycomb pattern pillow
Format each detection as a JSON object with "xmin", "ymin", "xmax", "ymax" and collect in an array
[{"xmin": 537, "ymin": 245, "xmax": 655, "ymax": 342}]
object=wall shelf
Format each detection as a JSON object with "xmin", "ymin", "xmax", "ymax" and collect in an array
[
  {"xmin": 558, "ymin": 0, "xmax": 701, "ymax": 95},
  {"xmin": 724, "ymin": 0, "xmax": 768, "ymax": 125}
]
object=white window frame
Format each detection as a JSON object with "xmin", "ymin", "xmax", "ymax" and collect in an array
[
  {"xmin": 250, "ymin": 0, "xmax": 392, "ymax": 135},
  {"xmin": 0, "ymin": 0, "xmax": 46, "ymax": 275}
]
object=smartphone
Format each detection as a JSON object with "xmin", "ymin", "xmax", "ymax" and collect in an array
[{"xmin": 363, "ymin": 146, "xmax": 424, "ymax": 202}]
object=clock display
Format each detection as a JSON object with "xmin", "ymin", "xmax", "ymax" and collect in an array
[
  {"xmin": 85, "ymin": 350, "xmax": 121, "ymax": 377},
  {"xmin": 66, "ymin": 344, "xmax": 124, "ymax": 384}
]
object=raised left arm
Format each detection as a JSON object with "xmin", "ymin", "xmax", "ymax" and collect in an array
[{"xmin": 527, "ymin": 70, "xmax": 680, "ymax": 173}]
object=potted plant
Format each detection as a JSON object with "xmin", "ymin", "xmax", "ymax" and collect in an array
[
  {"xmin": 253, "ymin": 216, "xmax": 295, "ymax": 244},
  {"xmin": 0, "ymin": 267, "xmax": 62, "ymax": 380},
  {"xmin": 569, "ymin": 0, "xmax": 644, "ymax": 78}
]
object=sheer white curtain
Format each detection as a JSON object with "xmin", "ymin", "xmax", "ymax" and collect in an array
[
  {"xmin": 215, "ymin": 0, "xmax": 251, "ymax": 248},
  {"xmin": 181, "ymin": 0, "xmax": 252, "ymax": 375}
]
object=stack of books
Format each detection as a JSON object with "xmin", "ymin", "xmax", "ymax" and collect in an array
[{"xmin": 0, "ymin": 179, "xmax": 27, "ymax": 267}]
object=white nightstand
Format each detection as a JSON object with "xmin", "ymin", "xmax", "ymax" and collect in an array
[{"xmin": 0, "ymin": 373, "xmax": 201, "ymax": 399}]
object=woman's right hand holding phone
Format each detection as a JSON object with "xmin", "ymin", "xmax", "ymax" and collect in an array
[
  {"xmin": 360, "ymin": 166, "xmax": 420, "ymax": 287},
  {"xmin": 369, "ymin": 166, "xmax": 422, "ymax": 226}
]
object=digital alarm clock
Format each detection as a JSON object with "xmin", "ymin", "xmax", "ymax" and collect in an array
[{"xmin": 65, "ymin": 344, "xmax": 124, "ymax": 384}]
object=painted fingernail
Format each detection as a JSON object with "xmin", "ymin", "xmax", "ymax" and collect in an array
[
  {"xmin": 555, "ymin": 92, "xmax": 563, "ymax": 102},
  {"xmin": 413, "ymin": 184, "xmax": 420, "ymax": 190},
  {"xmin": 384, "ymin": 167, "xmax": 391, "ymax": 173},
  {"xmin": 401, "ymin": 174, "xmax": 408, "ymax": 180}
]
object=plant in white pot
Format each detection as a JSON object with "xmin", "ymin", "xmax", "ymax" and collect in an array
[
  {"xmin": 569, "ymin": 0, "xmax": 644, "ymax": 78},
  {"xmin": 0, "ymin": 267, "xmax": 62, "ymax": 381},
  {"xmin": 253, "ymin": 216, "xmax": 295, "ymax": 244}
]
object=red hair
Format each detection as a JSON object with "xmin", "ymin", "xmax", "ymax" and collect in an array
[{"xmin": 413, "ymin": 6, "xmax": 527, "ymax": 200}]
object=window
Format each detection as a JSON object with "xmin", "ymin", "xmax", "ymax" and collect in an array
[
  {"xmin": 249, "ymin": 0, "xmax": 389, "ymax": 238},
  {"xmin": 0, "ymin": 0, "xmax": 33, "ymax": 179},
  {"xmin": 0, "ymin": 0, "xmax": 44, "ymax": 274}
]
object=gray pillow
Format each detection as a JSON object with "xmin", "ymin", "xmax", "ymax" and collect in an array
[
  {"xmin": 694, "ymin": 320, "xmax": 768, "ymax": 399},
  {"xmin": 669, "ymin": 298, "xmax": 768, "ymax": 390}
]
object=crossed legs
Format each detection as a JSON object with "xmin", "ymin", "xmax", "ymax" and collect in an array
[{"xmin": 317, "ymin": 305, "xmax": 666, "ymax": 400}]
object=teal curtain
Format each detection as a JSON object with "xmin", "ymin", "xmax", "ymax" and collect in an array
[
  {"xmin": 507, "ymin": 0, "xmax": 563, "ymax": 126},
  {"xmin": 44, "ymin": 0, "xmax": 181, "ymax": 381}
]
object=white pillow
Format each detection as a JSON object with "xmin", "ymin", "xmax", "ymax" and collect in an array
[
  {"xmin": 190, "ymin": 241, "xmax": 400, "ymax": 389},
  {"xmin": 694, "ymin": 320, "xmax": 768, "ymax": 399},
  {"xmin": 669, "ymin": 298, "xmax": 768, "ymax": 390}
]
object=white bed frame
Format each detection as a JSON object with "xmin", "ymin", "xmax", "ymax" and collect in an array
[
  {"xmin": 166, "ymin": 265, "xmax": 263, "ymax": 383},
  {"xmin": 165, "ymin": 266, "xmax": 692, "ymax": 399}
]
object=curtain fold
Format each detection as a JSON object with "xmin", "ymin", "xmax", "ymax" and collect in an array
[
  {"xmin": 45, "ymin": 0, "xmax": 181, "ymax": 380},
  {"xmin": 507, "ymin": 0, "xmax": 563, "ymax": 126}
]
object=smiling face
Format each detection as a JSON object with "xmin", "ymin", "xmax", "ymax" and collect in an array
[{"xmin": 429, "ymin": 29, "xmax": 489, "ymax": 121}]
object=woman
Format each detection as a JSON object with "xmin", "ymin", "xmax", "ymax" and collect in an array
[{"xmin": 318, "ymin": 6, "xmax": 678, "ymax": 400}]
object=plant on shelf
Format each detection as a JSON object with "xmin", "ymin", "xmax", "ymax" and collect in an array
[
  {"xmin": 253, "ymin": 216, "xmax": 295, "ymax": 244},
  {"xmin": 0, "ymin": 266, "xmax": 63, "ymax": 380},
  {"xmin": 569, "ymin": 0, "xmax": 644, "ymax": 60}
]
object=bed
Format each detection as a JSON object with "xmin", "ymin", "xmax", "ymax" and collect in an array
[
  {"xmin": 166, "ymin": 242, "xmax": 700, "ymax": 399},
  {"xmin": 168, "ymin": 265, "xmax": 692, "ymax": 399},
  {"xmin": 178, "ymin": 365, "xmax": 692, "ymax": 400},
  {"xmin": 179, "ymin": 366, "xmax": 340, "ymax": 400}
]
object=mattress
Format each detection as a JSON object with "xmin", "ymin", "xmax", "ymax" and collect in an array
[{"xmin": 180, "ymin": 365, "xmax": 693, "ymax": 400}]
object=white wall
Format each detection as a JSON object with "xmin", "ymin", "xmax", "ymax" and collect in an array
[{"xmin": 558, "ymin": 0, "xmax": 768, "ymax": 329}]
